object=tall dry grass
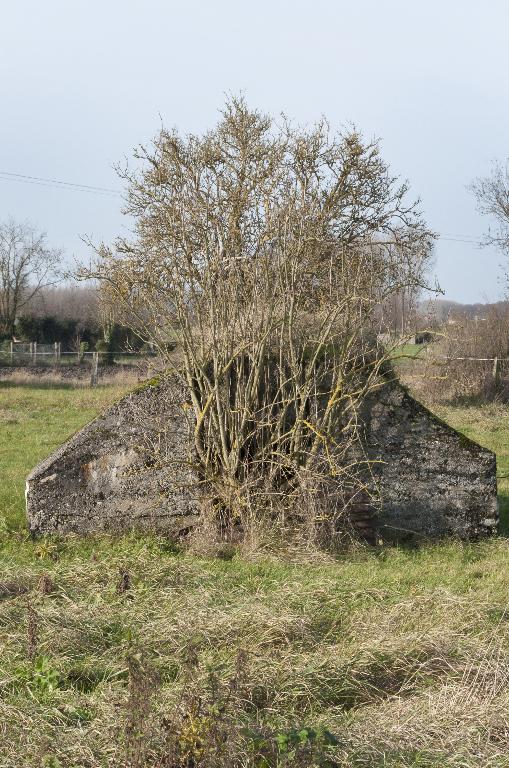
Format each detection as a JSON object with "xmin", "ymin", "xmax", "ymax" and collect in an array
[{"xmin": 2, "ymin": 534, "xmax": 509, "ymax": 766}]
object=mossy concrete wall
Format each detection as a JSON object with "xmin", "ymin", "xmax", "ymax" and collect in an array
[{"xmin": 26, "ymin": 378, "xmax": 498, "ymax": 541}]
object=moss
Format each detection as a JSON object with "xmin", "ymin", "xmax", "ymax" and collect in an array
[{"xmin": 132, "ymin": 374, "xmax": 163, "ymax": 393}]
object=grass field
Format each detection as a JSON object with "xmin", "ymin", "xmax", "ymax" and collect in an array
[
  {"xmin": 391, "ymin": 343, "xmax": 424, "ymax": 359},
  {"xmin": 2, "ymin": 381, "xmax": 509, "ymax": 766}
]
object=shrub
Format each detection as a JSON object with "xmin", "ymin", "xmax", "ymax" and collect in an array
[{"xmin": 85, "ymin": 97, "xmax": 435, "ymax": 533}]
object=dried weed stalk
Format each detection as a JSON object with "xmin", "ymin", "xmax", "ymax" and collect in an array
[{"xmin": 26, "ymin": 596, "xmax": 38, "ymax": 662}]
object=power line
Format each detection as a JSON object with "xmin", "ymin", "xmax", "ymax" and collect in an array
[
  {"xmin": 439, "ymin": 232, "xmax": 485, "ymax": 245},
  {"xmin": 0, "ymin": 170, "xmax": 121, "ymax": 197},
  {"xmin": 439, "ymin": 236, "xmax": 484, "ymax": 244},
  {"xmin": 0, "ymin": 170, "xmax": 494, "ymax": 245},
  {"xmin": 442, "ymin": 232, "xmax": 481, "ymax": 239}
]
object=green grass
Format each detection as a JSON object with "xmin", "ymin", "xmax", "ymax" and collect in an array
[
  {"xmin": 390, "ymin": 343, "xmax": 428, "ymax": 370},
  {"xmin": 2, "ymin": 383, "xmax": 509, "ymax": 765},
  {"xmin": 392, "ymin": 343, "xmax": 423, "ymax": 358}
]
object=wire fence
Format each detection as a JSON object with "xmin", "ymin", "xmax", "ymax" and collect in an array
[
  {"xmin": 1, "ymin": 339, "xmax": 508, "ymax": 399},
  {"xmin": 393, "ymin": 344, "xmax": 509, "ymax": 402},
  {"xmin": 0, "ymin": 342, "xmax": 157, "ymax": 367},
  {"xmin": 2, "ymin": 340, "xmax": 508, "ymax": 366}
]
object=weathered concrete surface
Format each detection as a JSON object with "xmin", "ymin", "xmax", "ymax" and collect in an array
[
  {"xmin": 26, "ymin": 379, "xmax": 200, "ymax": 536},
  {"xmin": 359, "ymin": 383, "xmax": 498, "ymax": 540},
  {"xmin": 26, "ymin": 376, "xmax": 498, "ymax": 541}
]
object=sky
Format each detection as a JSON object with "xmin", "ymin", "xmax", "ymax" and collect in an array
[{"xmin": 1, "ymin": 0, "xmax": 508, "ymax": 304}]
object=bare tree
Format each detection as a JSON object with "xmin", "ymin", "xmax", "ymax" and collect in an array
[
  {"xmin": 471, "ymin": 160, "xmax": 509, "ymax": 253},
  {"xmin": 0, "ymin": 219, "xmax": 62, "ymax": 336},
  {"xmin": 84, "ymin": 97, "xmax": 435, "ymax": 528}
]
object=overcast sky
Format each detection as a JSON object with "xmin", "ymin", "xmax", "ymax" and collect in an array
[{"xmin": 1, "ymin": 0, "xmax": 508, "ymax": 303}]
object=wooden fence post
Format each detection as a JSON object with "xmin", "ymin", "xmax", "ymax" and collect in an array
[
  {"xmin": 90, "ymin": 352, "xmax": 99, "ymax": 387},
  {"xmin": 10, "ymin": 341, "xmax": 13, "ymax": 364},
  {"xmin": 493, "ymin": 356, "xmax": 501, "ymax": 389}
]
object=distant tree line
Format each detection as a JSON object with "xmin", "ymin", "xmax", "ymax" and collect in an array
[
  {"xmin": 1, "ymin": 281, "xmax": 146, "ymax": 355},
  {"xmin": 15, "ymin": 314, "xmax": 98, "ymax": 348},
  {"xmin": 0, "ymin": 219, "xmax": 146, "ymax": 354}
]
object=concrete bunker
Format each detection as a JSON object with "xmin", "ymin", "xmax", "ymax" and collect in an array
[{"xmin": 26, "ymin": 377, "xmax": 498, "ymax": 541}]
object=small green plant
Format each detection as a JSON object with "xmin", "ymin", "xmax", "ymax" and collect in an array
[
  {"xmin": 32, "ymin": 656, "xmax": 60, "ymax": 694},
  {"xmin": 246, "ymin": 726, "xmax": 340, "ymax": 767},
  {"xmin": 41, "ymin": 755, "xmax": 62, "ymax": 768},
  {"xmin": 33, "ymin": 538, "xmax": 60, "ymax": 561},
  {"xmin": 13, "ymin": 656, "xmax": 60, "ymax": 695},
  {"xmin": 59, "ymin": 703, "xmax": 95, "ymax": 726}
]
